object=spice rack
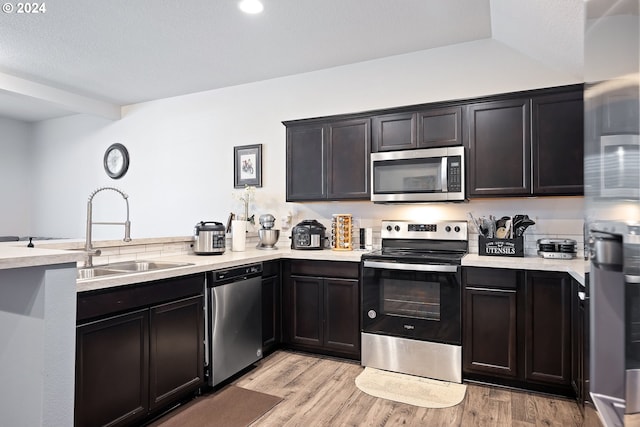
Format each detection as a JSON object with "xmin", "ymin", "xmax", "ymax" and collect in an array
[{"xmin": 331, "ymin": 214, "xmax": 353, "ymax": 251}]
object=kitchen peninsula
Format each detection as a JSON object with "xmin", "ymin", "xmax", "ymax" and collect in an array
[
  {"xmin": 0, "ymin": 234, "xmax": 590, "ymax": 427},
  {"xmin": 0, "ymin": 245, "xmax": 84, "ymax": 427}
]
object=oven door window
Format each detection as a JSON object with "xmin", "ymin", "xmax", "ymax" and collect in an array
[
  {"xmin": 373, "ymin": 157, "xmax": 444, "ymax": 194},
  {"xmin": 382, "ymin": 277, "xmax": 441, "ymax": 321},
  {"xmin": 362, "ymin": 267, "xmax": 461, "ymax": 345}
]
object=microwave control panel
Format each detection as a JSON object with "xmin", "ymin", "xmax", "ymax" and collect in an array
[{"xmin": 447, "ymin": 156, "xmax": 462, "ymax": 192}]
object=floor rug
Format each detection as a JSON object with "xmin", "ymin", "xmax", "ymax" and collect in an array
[
  {"xmin": 148, "ymin": 385, "xmax": 283, "ymax": 427},
  {"xmin": 355, "ymin": 367, "xmax": 467, "ymax": 409}
]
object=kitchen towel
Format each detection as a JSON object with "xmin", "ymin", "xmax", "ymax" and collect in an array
[{"xmin": 355, "ymin": 367, "xmax": 467, "ymax": 408}]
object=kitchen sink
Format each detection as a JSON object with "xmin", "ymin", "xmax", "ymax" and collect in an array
[
  {"xmin": 77, "ymin": 260, "xmax": 194, "ymax": 280},
  {"xmin": 102, "ymin": 260, "xmax": 193, "ymax": 272},
  {"xmin": 77, "ymin": 267, "xmax": 122, "ymax": 280}
]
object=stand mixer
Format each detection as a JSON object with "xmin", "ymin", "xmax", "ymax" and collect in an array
[{"xmin": 257, "ymin": 214, "xmax": 280, "ymax": 250}]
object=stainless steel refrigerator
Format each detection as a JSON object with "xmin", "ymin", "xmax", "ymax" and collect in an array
[{"xmin": 584, "ymin": 1, "xmax": 640, "ymax": 426}]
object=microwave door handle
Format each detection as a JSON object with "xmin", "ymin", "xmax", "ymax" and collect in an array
[{"xmin": 441, "ymin": 157, "xmax": 448, "ymax": 192}]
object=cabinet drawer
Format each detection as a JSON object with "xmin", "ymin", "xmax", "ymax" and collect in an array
[
  {"xmin": 289, "ymin": 260, "xmax": 359, "ymax": 279},
  {"xmin": 77, "ymin": 273, "xmax": 205, "ymax": 322},
  {"xmin": 464, "ymin": 267, "xmax": 519, "ymax": 289}
]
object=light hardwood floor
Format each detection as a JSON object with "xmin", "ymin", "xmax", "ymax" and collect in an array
[{"xmin": 233, "ymin": 350, "xmax": 584, "ymax": 427}]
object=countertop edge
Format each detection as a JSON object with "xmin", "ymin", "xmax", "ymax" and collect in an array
[
  {"xmin": 77, "ymin": 250, "xmax": 590, "ymax": 293},
  {"xmin": 0, "ymin": 247, "xmax": 85, "ymax": 270}
]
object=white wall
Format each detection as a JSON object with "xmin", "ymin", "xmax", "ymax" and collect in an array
[
  {"xmin": 25, "ymin": 39, "xmax": 583, "ymax": 241},
  {"xmin": 0, "ymin": 117, "xmax": 32, "ymax": 236}
]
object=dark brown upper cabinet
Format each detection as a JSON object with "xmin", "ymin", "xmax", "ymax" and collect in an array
[
  {"xmin": 532, "ymin": 90, "xmax": 584, "ymax": 195},
  {"xmin": 417, "ymin": 106, "xmax": 463, "ymax": 148},
  {"xmin": 466, "ymin": 98, "xmax": 532, "ymax": 197},
  {"xmin": 285, "ymin": 118, "xmax": 370, "ymax": 201},
  {"xmin": 467, "ymin": 85, "xmax": 584, "ymax": 198},
  {"xmin": 372, "ymin": 106, "xmax": 462, "ymax": 152},
  {"xmin": 286, "ymin": 123, "xmax": 326, "ymax": 200},
  {"xmin": 372, "ymin": 112, "xmax": 416, "ymax": 151}
]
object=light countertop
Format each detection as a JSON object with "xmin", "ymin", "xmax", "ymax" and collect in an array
[
  {"xmin": 0, "ymin": 245, "xmax": 85, "ymax": 270},
  {"xmin": 0, "ymin": 240, "xmax": 589, "ymax": 292},
  {"xmin": 462, "ymin": 254, "xmax": 589, "ymax": 285},
  {"xmin": 76, "ymin": 247, "xmax": 365, "ymax": 292},
  {"xmin": 76, "ymin": 248, "xmax": 589, "ymax": 293}
]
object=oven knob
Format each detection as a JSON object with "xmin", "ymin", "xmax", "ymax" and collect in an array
[
  {"xmin": 454, "ymin": 226, "xmax": 460, "ymax": 232},
  {"xmin": 394, "ymin": 225, "xmax": 400, "ymax": 232},
  {"xmin": 367, "ymin": 310, "xmax": 377, "ymax": 319},
  {"xmin": 386, "ymin": 225, "xmax": 392, "ymax": 232},
  {"xmin": 445, "ymin": 226, "xmax": 452, "ymax": 232}
]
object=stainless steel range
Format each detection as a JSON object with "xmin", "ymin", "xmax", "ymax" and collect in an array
[{"xmin": 361, "ymin": 220, "xmax": 467, "ymax": 383}]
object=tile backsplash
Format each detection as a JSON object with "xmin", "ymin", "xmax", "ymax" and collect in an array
[{"xmin": 41, "ymin": 218, "xmax": 584, "ymax": 262}]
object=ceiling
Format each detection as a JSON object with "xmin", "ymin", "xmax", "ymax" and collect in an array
[{"xmin": 0, "ymin": 0, "xmax": 585, "ymax": 122}]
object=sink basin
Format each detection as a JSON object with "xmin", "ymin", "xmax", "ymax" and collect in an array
[
  {"xmin": 104, "ymin": 260, "xmax": 193, "ymax": 272},
  {"xmin": 77, "ymin": 268, "xmax": 123, "ymax": 280},
  {"xmin": 77, "ymin": 260, "xmax": 194, "ymax": 280}
]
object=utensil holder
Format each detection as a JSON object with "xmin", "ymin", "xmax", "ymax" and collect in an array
[
  {"xmin": 478, "ymin": 236, "xmax": 524, "ymax": 257},
  {"xmin": 331, "ymin": 214, "xmax": 353, "ymax": 251}
]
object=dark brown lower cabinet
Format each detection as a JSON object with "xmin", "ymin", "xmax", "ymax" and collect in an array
[
  {"xmin": 149, "ymin": 296, "xmax": 204, "ymax": 411},
  {"xmin": 464, "ymin": 285, "xmax": 518, "ymax": 378},
  {"xmin": 525, "ymin": 271, "xmax": 572, "ymax": 387},
  {"xmin": 463, "ymin": 267, "xmax": 573, "ymax": 396},
  {"xmin": 261, "ymin": 260, "xmax": 281, "ymax": 354},
  {"xmin": 282, "ymin": 260, "xmax": 360, "ymax": 359},
  {"xmin": 76, "ymin": 309, "xmax": 150, "ymax": 427},
  {"xmin": 75, "ymin": 275, "xmax": 205, "ymax": 427}
]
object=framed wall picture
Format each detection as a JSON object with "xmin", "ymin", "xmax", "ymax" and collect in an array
[{"xmin": 234, "ymin": 144, "xmax": 262, "ymax": 188}]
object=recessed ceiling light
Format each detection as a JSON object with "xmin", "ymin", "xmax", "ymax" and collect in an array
[{"xmin": 238, "ymin": 0, "xmax": 263, "ymax": 14}]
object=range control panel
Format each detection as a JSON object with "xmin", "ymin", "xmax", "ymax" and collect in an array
[{"xmin": 381, "ymin": 220, "xmax": 468, "ymax": 241}]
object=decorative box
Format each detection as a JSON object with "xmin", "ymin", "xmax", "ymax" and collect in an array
[{"xmin": 478, "ymin": 236, "xmax": 524, "ymax": 257}]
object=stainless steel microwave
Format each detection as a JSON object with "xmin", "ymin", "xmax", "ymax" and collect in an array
[
  {"xmin": 600, "ymin": 134, "xmax": 640, "ymax": 199},
  {"xmin": 371, "ymin": 146, "xmax": 465, "ymax": 203}
]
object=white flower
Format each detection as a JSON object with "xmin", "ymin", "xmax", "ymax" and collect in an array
[{"xmin": 232, "ymin": 185, "xmax": 256, "ymax": 222}]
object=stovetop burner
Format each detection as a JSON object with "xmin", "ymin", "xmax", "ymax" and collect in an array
[
  {"xmin": 365, "ymin": 248, "xmax": 465, "ymax": 265},
  {"xmin": 362, "ymin": 220, "xmax": 469, "ymax": 265}
]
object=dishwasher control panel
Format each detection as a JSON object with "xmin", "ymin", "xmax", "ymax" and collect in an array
[{"xmin": 212, "ymin": 263, "xmax": 263, "ymax": 283}]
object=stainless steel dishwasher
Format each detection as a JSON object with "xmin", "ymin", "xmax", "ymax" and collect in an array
[{"xmin": 207, "ymin": 262, "xmax": 263, "ymax": 386}]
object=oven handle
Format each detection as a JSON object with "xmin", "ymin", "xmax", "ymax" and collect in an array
[{"xmin": 362, "ymin": 260, "xmax": 459, "ymax": 273}]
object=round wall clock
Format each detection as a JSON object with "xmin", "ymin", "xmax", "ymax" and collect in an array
[{"xmin": 103, "ymin": 143, "xmax": 130, "ymax": 179}]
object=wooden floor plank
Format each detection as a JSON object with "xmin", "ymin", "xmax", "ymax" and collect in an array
[{"xmin": 229, "ymin": 350, "xmax": 583, "ymax": 427}]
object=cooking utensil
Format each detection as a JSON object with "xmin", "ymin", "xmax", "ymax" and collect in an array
[
  {"xmin": 514, "ymin": 216, "xmax": 536, "ymax": 237},
  {"xmin": 467, "ymin": 212, "xmax": 482, "ymax": 234},
  {"xmin": 226, "ymin": 212, "xmax": 234, "ymax": 233},
  {"xmin": 481, "ymin": 217, "xmax": 493, "ymax": 238}
]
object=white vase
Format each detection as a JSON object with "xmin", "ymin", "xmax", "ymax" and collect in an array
[{"xmin": 231, "ymin": 219, "xmax": 246, "ymax": 251}]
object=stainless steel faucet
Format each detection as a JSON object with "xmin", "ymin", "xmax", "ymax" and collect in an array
[{"xmin": 85, "ymin": 187, "xmax": 131, "ymax": 267}]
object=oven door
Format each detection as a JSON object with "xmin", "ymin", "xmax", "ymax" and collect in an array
[{"xmin": 361, "ymin": 260, "xmax": 461, "ymax": 345}]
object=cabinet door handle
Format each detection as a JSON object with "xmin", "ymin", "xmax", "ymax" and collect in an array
[{"xmin": 466, "ymin": 286, "xmax": 516, "ymax": 293}]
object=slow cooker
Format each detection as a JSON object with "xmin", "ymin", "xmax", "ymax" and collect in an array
[
  {"xmin": 193, "ymin": 221, "xmax": 226, "ymax": 255},
  {"xmin": 291, "ymin": 219, "xmax": 326, "ymax": 250}
]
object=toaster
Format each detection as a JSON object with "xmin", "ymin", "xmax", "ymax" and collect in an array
[
  {"xmin": 537, "ymin": 238, "xmax": 577, "ymax": 259},
  {"xmin": 291, "ymin": 219, "xmax": 326, "ymax": 250}
]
